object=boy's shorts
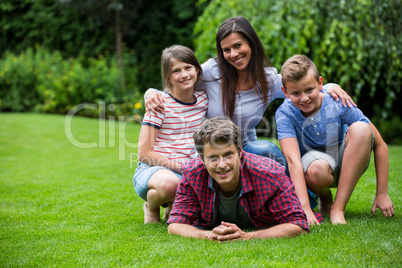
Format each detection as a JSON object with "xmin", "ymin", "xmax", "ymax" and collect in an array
[
  {"xmin": 133, "ymin": 161, "xmax": 181, "ymax": 201},
  {"xmin": 301, "ymin": 129, "xmax": 374, "ymax": 209}
]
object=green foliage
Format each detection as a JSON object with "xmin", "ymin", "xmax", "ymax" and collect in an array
[
  {"xmin": 372, "ymin": 114, "xmax": 402, "ymax": 145},
  {"xmin": 0, "ymin": 48, "xmax": 144, "ymax": 119},
  {"xmin": 0, "ymin": 0, "xmax": 207, "ymax": 94},
  {"xmin": 0, "ymin": 50, "xmax": 40, "ymax": 112},
  {"xmin": 0, "ymin": 0, "xmax": 113, "ymax": 57},
  {"xmin": 1, "ymin": 113, "xmax": 401, "ymax": 266},
  {"xmin": 194, "ymin": 0, "xmax": 402, "ymax": 143},
  {"xmin": 131, "ymin": 0, "xmax": 208, "ymax": 91}
]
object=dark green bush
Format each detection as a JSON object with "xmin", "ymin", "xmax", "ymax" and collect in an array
[
  {"xmin": 0, "ymin": 47, "xmax": 144, "ymax": 120},
  {"xmin": 372, "ymin": 113, "xmax": 402, "ymax": 145},
  {"xmin": 0, "ymin": 49, "xmax": 40, "ymax": 112},
  {"xmin": 0, "ymin": 0, "xmax": 206, "ymax": 95}
]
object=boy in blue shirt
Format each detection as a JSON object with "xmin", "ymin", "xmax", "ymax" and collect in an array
[{"xmin": 275, "ymin": 54, "xmax": 394, "ymax": 225}]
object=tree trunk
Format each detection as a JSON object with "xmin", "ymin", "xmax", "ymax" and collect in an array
[{"xmin": 113, "ymin": 0, "xmax": 125, "ymax": 91}]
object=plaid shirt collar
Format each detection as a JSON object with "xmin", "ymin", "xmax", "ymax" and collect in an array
[{"xmin": 206, "ymin": 151, "xmax": 254, "ymax": 195}]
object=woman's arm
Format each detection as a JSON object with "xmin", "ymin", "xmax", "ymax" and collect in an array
[
  {"xmin": 280, "ymin": 137, "xmax": 321, "ymax": 225},
  {"xmin": 144, "ymin": 88, "xmax": 165, "ymax": 114},
  {"xmin": 138, "ymin": 125, "xmax": 182, "ymax": 174},
  {"xmin": 324, "ymin": 84, "xmax": 356, "ymax": 108},
  {"xmin": 369, "ymin": 122, "xmax": 395, "ymax": 217}
]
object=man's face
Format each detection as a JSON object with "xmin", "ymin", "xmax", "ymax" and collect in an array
[{"xmin": 201, "ymin": 142, "xmax": 241, "ymax": 195}]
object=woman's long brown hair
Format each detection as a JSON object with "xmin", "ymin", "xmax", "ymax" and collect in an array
[{"xmin": 215, "ymin": 16, "xmax": 271, "ymax": 119}]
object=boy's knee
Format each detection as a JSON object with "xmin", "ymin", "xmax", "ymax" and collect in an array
[
  {"xmin": 347, "ymin": 122, "xmax": 372, "ymax": 143},
  {"xmin": 349, "ymin": 121, "xmax": 370, "ymax": 132},
  {"xmin": 306, "ymin": 160, "xmax": 333, "ymax": 187}
]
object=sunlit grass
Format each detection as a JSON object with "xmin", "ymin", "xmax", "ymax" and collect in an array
[{"xmin": 1, "ymin": 113, "xmax": 401, "ymax": 267}]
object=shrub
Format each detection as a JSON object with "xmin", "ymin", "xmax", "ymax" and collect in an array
[
  {"xmin": 0, "ymin": 47, "xmax": 144, "ymax": 120},
  {"xmin": 0, "ymin": 49, "xmax": 41, "ymax": 112},
  {"xmin": 372, "ymin": 113, "xmax": 402, "ymax": 145}
]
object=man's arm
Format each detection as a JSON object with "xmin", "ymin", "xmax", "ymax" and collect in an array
[
  {"xmin": 215, "ymin": 222, "xmax": 305, "ymax": 241},
  {"xmin": 168, "ymin": 221, "xmax": 305, "ymax": 241},
  {"xmin": 168, "ymin": 223, "xmax": 212, "ymax": 239},
  {"xmin": 241, "ymin": 223, "xmax": 306, "ymax": 240}
]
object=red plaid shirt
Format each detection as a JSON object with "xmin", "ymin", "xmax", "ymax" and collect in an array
[{"xmin": 167, "ymin": 151, "xmax": 310, "ymax": 231}]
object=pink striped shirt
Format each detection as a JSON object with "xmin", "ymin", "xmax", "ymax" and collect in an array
[{"xmin": 142, "ymin": 90, "xmax": 208, "ymax": 163}]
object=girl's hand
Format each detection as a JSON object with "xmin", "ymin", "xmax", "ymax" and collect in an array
[
  {"xmin": 145, "ymin": 90, "xmax": 165, "ymax": 114},
  {"xmin": 327, "ymin": 85, "xmax": 356, "ymax": 108}
]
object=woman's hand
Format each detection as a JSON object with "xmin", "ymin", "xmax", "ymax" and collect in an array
[
  {"xmin": 145, "ymin": 90, "xmax": 165, "ymax": 114},
  {"xmin": 327, "ymin": 85, "xmax": 356, "ymax": 108}
]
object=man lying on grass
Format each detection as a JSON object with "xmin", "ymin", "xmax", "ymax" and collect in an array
[{"xmin": 167, "ymin": 117, "xmax": 309, "ymax": 241}]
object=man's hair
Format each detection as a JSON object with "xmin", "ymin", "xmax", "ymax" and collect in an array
[
  {"xmin": 280, "ymin": 54, "xmax": 319, "ymax": 89},
  {"xmin": 193, "ymin": 117, "xmax": 242, "ymax": 159},
  {"xmin": 161, "ymin": 45, "xmax": 202, "ymax": 93}
]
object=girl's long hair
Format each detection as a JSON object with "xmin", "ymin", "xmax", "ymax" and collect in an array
[{"xmin": 161, "ymin": 45, "xmax": 202, "ymax": 93}]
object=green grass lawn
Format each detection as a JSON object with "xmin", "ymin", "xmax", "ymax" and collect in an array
[{"xmin": 1, "ymin": 113, "xmax": 401, "ymax": 267}]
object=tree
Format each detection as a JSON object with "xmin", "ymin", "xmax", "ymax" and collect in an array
[
  {"xmin": 1, "ymin": 0, "xmax": 208, "ymax": 94},
  {"xmin": 57, "ymin": 0, "xmax": 206, "ymax": 92},
  {"xmin": 68, "ymin": 0, "xmax": 143, "ymax": 90},
  {"xmin": 130, "ymin": 0, "xmax": 208, "ymax": 91},
  {"xmin": 0, "ymin": 0, "xmax": 113, "ymax": 57}
]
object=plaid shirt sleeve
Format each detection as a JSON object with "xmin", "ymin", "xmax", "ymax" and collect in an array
[
  {"xmin": 242, "ymin": 152, "xmax": 309, "ymax": 231},
  {"xmin": 167, "ymin": 158, "xmax": 207, "ymax": 225},
  {"xmin": 267, "ymin": 174, "xmax": 309, "ymax": 231},
  {"xmin": 167, "ymin": 174, "xmax": 200, "ymax": 225}
]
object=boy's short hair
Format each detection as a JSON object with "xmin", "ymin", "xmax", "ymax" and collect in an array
[
  {"xmin": 281, "ymin": 55, "xmax": 320, "ymax": 89},
  {"xmin": 193, "ymin": 117, "xmax": 242, "ymax": 159}
]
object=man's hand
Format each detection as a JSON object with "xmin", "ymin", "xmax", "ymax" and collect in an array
[
  {"xmin": 208, "ymin": 222, "xmax": 245, "ymax": 242},
  {"xmin": 372, "ymin": 193, "xmax": 395, "ymax": 217},
  {"xmin": 145, "ymin": 90, "xmax": 164, "ymax": 114}
]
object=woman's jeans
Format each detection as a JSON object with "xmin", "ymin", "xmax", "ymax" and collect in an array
[{"xmin": 243, "ymin": 139, "xmax": 289, "ymax": 175}]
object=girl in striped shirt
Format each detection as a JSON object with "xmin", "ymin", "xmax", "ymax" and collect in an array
[{"xmin": 133, "ymin": 45, "xmax": 208, "ymax": 223}]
